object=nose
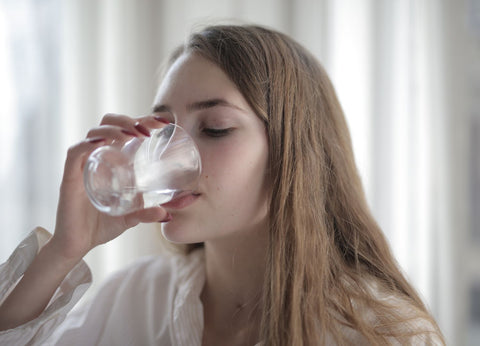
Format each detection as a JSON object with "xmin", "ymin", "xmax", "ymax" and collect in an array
[{"xmin": 172, "ymin": 115, "xmax": 195, "ymax": 138}]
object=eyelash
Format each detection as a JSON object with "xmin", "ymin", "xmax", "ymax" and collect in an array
[{"xmin": 202, "ymin": 127, "xmax": 233, "ymax": 138}]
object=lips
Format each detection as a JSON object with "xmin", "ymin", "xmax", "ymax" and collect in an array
[{"xmin": 161, "ymin": 191, "xmax": 200, "ymax": 210}]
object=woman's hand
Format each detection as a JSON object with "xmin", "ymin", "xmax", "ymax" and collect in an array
[
  {"xmin": 50, "ymin": 113, "xmax": 171, "ymax": 262},
  {"xmin": 0, "ymin": 114, "xmax": 172, "ymax": 331}
]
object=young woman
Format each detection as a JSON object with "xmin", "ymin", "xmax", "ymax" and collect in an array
[{"xmin": 0, "ymin": 24, "xmax": 444, "ymax": 345}]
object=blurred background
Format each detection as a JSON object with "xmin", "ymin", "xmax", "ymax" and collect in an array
[{"xmin": 0, "ymin": 0, "xmax": 478, "ymax": 344}]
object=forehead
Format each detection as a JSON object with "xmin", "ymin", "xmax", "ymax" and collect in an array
[{"xmin": 154, "ymin": 53, "xmax": 240, "ymax": 106}]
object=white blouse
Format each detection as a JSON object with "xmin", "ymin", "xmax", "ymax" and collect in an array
[
  {"xmin": 0, "ymin": 228, "xmax": 442, "ymax": 345},
  {"xmin": 0, "ymin": 227, "xmax": 207, "ymax": 346}
]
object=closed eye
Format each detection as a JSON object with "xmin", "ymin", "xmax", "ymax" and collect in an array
[{"xmin": 202, "ymin": 128, "xmax": 234, "ymax": 138}]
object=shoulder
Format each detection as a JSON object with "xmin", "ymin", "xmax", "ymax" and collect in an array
[
  {"xmin": 101, "ymin": 248, "xmax": 205, "ymax": 297},
  {"xmin": 65, "ymin": 249, "xmax": 205, "ymax": 336},
  {"xmin": 367, "ymin": 281, "xmax": 444, "ymax": 345},
  {"xmin": 44, "ymin": 249, "xmax": 205, "ymax": 345},
  {"xmin": 341, "ymin": 277, "xmax": 445, "ymax": 345},
  {"xmin": 99, "ymin": 248, "xmax": 205, "ymax": 299}
]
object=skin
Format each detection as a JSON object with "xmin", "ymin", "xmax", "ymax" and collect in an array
[
  {"xmin": 155, "ymin": 53, "xmax": 269, "ymax": 243},
  {"xmin": 0, "ymin": 53, "xmax": 270, "ymax": 345},
  {"xmin": 153, "ymin": 53, "xmax": 270, "ymax": 345},
  {"xmin": 0, "ymin": 114, "xmax": 169, "ymax": 331}
]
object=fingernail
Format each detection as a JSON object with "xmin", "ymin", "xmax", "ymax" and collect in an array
[
  {"xmin": 134, "ymin": 122, "xmax": 151, "ymax": 137},
  {"xmin": 158, "ymin": 212, "xmax": 172, "ymax": 223},
  {"xmin": 87, "ymin": 137, "xmax": 106, "ymax": 144},
  {"xmin": 154, "ymin": 116, "xmax": 170, "ymax": 124},
  {"xmin": 121, "ymin": 129, "xmax": 138, "ymax": 137}
]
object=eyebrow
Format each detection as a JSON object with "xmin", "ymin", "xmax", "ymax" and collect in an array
[{"xmin": 152, "ymin": 98, "xmax": 245, "ymax": 114}]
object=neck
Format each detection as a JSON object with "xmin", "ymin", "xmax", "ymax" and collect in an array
[{"xmin": 201, "ymin": 223, "xmax": 268, "ymax": 345}]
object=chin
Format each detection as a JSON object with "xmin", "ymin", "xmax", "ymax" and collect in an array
[{"xmin": 160, "ymin": 221, "xmax": 204, "ymax": 245}]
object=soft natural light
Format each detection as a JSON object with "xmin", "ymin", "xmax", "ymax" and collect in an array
[
  {"xmin": 326, "ymin": 0, "xmax": 441, "ymax": 314},
  {"xmin": 0, "ymin": 1, "xmax": 476, "ymax": 344},
  {"xmin": 327, "ymin": 0, "xmax": 373, "ymax": 199},
  {"xmin": 0, "ymin": 9, "xmax": 16, "ymax": 181}
]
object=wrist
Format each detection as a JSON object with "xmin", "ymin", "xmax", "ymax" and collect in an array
[
  {"xmin": 41, "ymin": 237, "xmax": 85, "ymax": 272},
  {"xmin": 0, "ymin": 234, "xmax": 85, "ymax": 330}
]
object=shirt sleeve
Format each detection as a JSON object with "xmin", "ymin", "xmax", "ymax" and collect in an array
[{"xmin": 0, "ymin": 227, "xmax": 92, "ymax": 346}]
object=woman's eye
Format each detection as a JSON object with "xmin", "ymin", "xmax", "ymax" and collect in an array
[{"xmin": 202, "ymin": 128, "xmax": 233, "ymax": 138}]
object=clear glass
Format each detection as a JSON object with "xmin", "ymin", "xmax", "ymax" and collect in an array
[{"xmin": 83, "ymin": 124, "xmax": 201, "ymax": 216}]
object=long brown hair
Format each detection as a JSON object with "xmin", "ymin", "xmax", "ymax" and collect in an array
[{"xmin": 167, "ymin": 24, "xmax": 444, "ymax": 345}]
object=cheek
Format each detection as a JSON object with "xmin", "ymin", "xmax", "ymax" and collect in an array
[
  {"xmin": 201, "ymin": 138, "xmax": 269, "ymax": 214},
  {"xmin": 162, "ymin": 141, "xmax": 269, "ymax": 244},
  {"xmin": 201, "ymin": 140, "xmax": 263, "ymax": 188}
]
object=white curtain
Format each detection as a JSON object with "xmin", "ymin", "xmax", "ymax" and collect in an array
[{"xmin": 0, "ymin": 0, "xmax": 473, "ymax": 344}]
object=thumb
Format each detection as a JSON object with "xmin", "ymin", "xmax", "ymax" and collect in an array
[{"xmin": 123, "ymin": 207, "xmax": 170, "ymax": 228}]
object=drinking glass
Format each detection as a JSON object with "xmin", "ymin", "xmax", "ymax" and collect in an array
[{"xmin": 83, "ymin": 123, "xmax": 201, "ymax": 216}]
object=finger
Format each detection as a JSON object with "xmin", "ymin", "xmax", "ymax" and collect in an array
[
  {"xmin": 98, "ymin": 113, "xmax": 148, "ymax": 138},
  {"xmin": 99, "ymin": 113, "xmax": 172, "ymax": 138},
  {"xmin": 86, "ymin": 125, "xmax": 138, "ymax": 143},
  {"xmin": 123, "ymin": 206, "xmax": 170, "ymax": 228},
  {"xmin": 140, "ymin": 113, "xmax": 172, "ymax": 126},
  {"xmin": 63, "ymin": 137, "xmax": 106, "ymax": 182},
  {"xmin": 134, "ymin": 114, "xmax": 173, "ymax": 134},
  {"xmin": 99, "ymin": 113, "xmax": 139, "ymax": 128},
  {"xmin": 100, "ymin": 113, "xmax": 170, "ymax": 136}
]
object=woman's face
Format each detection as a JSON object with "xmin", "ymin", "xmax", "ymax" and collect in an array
[{"xmin": 153, "ymin": 53, "xmax": 269, "ymax": 244}]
